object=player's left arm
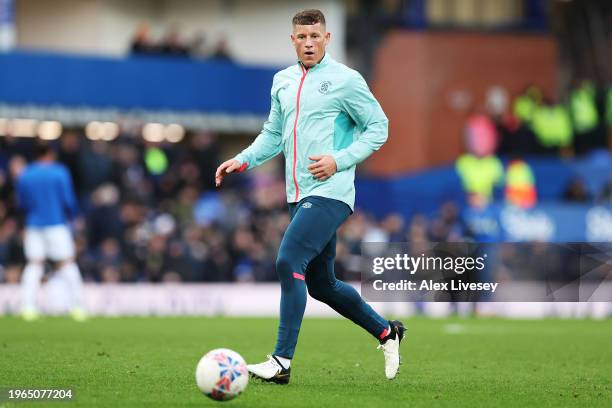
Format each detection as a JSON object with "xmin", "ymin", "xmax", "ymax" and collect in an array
[{"xmin": 332, "ymin": 72, "xmax": 389, "ymax": 172}]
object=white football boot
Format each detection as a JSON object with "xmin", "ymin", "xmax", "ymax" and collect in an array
[
  {"xmin": 247, "ymin": 355, "xmax": 291, "ymax": 384},
  {"xmin": 377, "ymin": 320, "xmax": 406, "ymax": 379}
]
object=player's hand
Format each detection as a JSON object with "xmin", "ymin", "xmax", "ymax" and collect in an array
[
  {"xmin": 308, "ymin": 155, "xmax": 337, "ymax": 181},
  {"xmin": 215, "ymin": 159, "xmax": 242, "ymax": 187}
]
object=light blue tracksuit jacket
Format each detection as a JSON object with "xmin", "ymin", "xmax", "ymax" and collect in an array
[{"xmin": 234, "ymin": 53, "xmax": 388, "ymax": 210}]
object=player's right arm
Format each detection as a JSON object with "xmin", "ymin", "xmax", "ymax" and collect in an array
[{"xmin": 215, "ymin": 75, "xmax": 284, "ymax": 187}]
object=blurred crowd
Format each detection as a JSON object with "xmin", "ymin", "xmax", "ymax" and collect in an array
[
  {"xmin": 0, "ymin": 127, "xmax": 610, "ymax": 285},
  {"xmin": 497, "ymin": 81, "xmax": 609, "ymax": 156},
  {"xmin": 456, "ymin": 80, "xmax": 611, "ymax": 208},
  {"xmin": 0, "ymin": 129, "xmax": 538, "ymax": 285},
  {"xmin": 0, "ymin": 133, "xmax": 412, "ymax": 284},
  {"xmin": 0, "ymin": 78, "xmax": 611, "ymax": 285},
  {"xmin": 129, "ymin": 23, "xmax": 234, "ymax": 61}
]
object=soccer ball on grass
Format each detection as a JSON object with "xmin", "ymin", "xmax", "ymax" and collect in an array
[{"xmin": 195, "ymin": 348, "xmax": 249, "ymax": 401}]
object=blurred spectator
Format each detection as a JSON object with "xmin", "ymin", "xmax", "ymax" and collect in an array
[
  {"xmin": 531, "ymin": 98, "xmax": 572, "ymax": 154},
  {"xmin": 599, "ymin": 179, "xmax": 612, "ymax": 205},
  {"xmin": 194, "ymin": 192, "xmax": 225, "ymax": 228},
  {"xmin": 144, "ymin": 146, "xmax": 169, "ymax": 176},
  {"xmin": 513, "ymin": 86, "xmax": 542, "ymax": 125},
  {"xmin": 437, "ymin": 202, "xmax": 464, "ymax": 242},
  {"xmin": 211, "ymin": 37, "xmax": 234, "ymax": 62},
  {"xmin": 456, "ymin": 154, "xmax": 504, "ymax": 203},
  {"xmin": 189, "ymin": 31, "xmax": 208, "ymax": 59},
  {"xmin": 9, "ymin": 155, "xmax": 26, "ymax": 182},
  {"xmin": 94, "ymin": 238, "xmax": 123, "ymax": 282},
  {"xmin": 159, "ymin": 26, "xmax": 189, "ymax": 57},
  {"xmin": 607, "ymin": 87, "xmax": 612, "ymax": 132},
  {"xmin": 461, "ymin": 193, "xmax": 501, "ymax": 242},
  {"xmin": 130, "ymin": 23, "xmax": 158, "ymax": 55},
  {"xmin": 464, "ymin": 113, "xmax": 498, "ymax": 157},
  {"xmin": 504, "ymin": 159, "xmax": 536, "ymax": 208},
  {"xmin": 497, "ymin": 86, "xmax": 540, "ymax": 154},
  {"xmin": 380, "ymin": 213, "xmax": 405, "ymax": 242},
  {"xmin": 189, "ymin": 132, "xmax": 220, "ymax": 190},
  {"xmin": 569, "ymin": 80, "xmax": 604, "ymax": 155},
  {"xmin": 112, "ymin": 141, "xmax": 150, "ymax": 202},
  {"xmin": 456, "ymin": 111, "xmax": 504, "ymax": 203},
  {"xmin": 0, "ymin": 217, "xmax": 22, "ymax": 273},
  {"xmin": 163, "ymin": 239, "xmax": 193, "ymax": 281},
  {"xmin": 79, "ymin": 141, "xmax": 113, "ymax": 197},
  {"xmin": 86, "ymin": 184, "xmax": 123, "ymax": 248},
  {"xmin": 562, "ymin": 178, "xmax": 592, "ymax": 202},
  {"xmin": 57, "ymin": 131, "xmax": 82, "ymax": 191}
]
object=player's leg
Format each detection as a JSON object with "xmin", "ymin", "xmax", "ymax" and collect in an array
[
  {"xmin": 305, "ymin": 235, "xmax": 406, "ymax": 379},
  {"xmin": 21, "ymin": 228, "xmax": 45, "ymax": 320},
  {"xmin": 248, "ymin": 196, "xmax": 350, "ymax": 383},
  {"xmin": 55, "ymin": 259, "xmax": 87, "ymax": 321},
  {"xmin": 272, "ymin": 227, "xmax": 309, "ymax": 362},
  {"xmin": 304, "ymin": 234, "xmax": 389, "ymax": 339},
  {"xmin": 273, "ymin": 198, "xmax": 353, "ymax": 358},
  {"xmin": 246, "ymin": 217, "xmax": 310, "ymax": 384},
  {"xmin": 46, "ymin": 225, "xmax": 86, "ymax": 320}
]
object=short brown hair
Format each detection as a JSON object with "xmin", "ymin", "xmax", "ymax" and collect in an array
[{"xmin": 292, "ymin": 9, "xmax": 326, "ymax": 26}]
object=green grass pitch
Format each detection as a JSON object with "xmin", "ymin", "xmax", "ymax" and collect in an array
[{"xmin": 0, "ymin": 316, "xmax": 611, "ymax": 407}]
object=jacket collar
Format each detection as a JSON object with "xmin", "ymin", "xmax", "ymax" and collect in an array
[{"xmin": 298, "ymin": 53, "xmax": 331, "ymax": 72}]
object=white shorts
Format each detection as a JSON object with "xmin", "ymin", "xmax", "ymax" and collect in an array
[{"xmin": 24, "ymin": 225, "xmax": 76, "ymax": 262}]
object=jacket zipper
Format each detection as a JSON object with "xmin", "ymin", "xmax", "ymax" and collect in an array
[{"xmin": 292, "ymin": 64, "xmax": 309, "ymax": 202}]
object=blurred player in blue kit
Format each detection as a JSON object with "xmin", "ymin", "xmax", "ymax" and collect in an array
[{"xmin": 16, "ymin": 144, "xmax": 86, "ymax": 321}]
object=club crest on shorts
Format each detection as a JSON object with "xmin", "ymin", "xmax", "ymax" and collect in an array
[
  {"xmin": 318, "ymin": 81, "xmax": 332, "ymax": 94},
  {"xmin": 302, "ymin": 202, "xmax": 312, "ymax": 208}
]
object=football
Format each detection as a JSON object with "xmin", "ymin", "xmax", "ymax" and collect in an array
[{"xmin": 195, "ymin": 348, "xmax": 249, "ymax": 401}]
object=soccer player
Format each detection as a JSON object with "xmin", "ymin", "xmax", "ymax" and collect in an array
[
  {"xmin": 215, "ymin": 9, "xmax": 404, "ymax": 383},
  {"xmin": 16, "ymin": 144, "xmax": 86, "ymax": 321}
]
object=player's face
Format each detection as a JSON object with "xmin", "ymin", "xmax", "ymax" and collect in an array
[{"xmin": 291, "ymin": 23, "xmax": 330, "ymax": 68}]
